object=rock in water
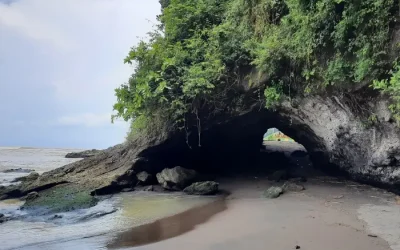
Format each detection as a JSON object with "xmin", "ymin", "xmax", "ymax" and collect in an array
[
  {"xmin": 183, "ymin": 181, "xmax": 219, "ymax": 195},
  {"xmin": 2, "ymin": 168, "xmax": 34, "ymax": 173},
  {"xmin": 263, "ymin": 186, "xmax": 284, "ymax": 199},
  {"xmin": 282, "ymin": 181, "xmax": 305, "ymax": 192},
  {"xmin": 0, "ymin": 213, "xmax": 9, "ymax": 224},
  {"xmin": 136, "ymin": 171, "xmax": 153, "ymax": 185},
  {"xmin": 13, "ymin": 172, "xmax": 40, "ymax": 183},
  {"xmin": 65, "ymin": 149, "xmax": 101, "ymax": 158},
  {"xmin": 156, "ymin": 166, "xmax": 198, "ymax": 190},
  {"xmin": 25, "ymin": 191, "xmax": 39, "ymax": 201},
  {"xmin": 144, "ymin": 185, "xmax": 154, "ymax": 191}
]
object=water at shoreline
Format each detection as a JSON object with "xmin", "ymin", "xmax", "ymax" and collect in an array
[
  {"xmin": 0, "ymin": 147, "xmax": 82, "ymax": 186},
  {"xmin": 0, "ymin": 147, "xmax": 223, "ymax": 249},
  {"xmin": 0, "ymin": 192, "xmax": 221, "ymax": 250}
]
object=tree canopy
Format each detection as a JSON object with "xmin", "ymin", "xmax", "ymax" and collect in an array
[{"xmin": 113, "ymin": 0, "xmax": 400, "ymax": 138}]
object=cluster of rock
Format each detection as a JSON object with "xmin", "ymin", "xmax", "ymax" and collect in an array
[{"xmin": 137, "ymin": 166, "xmax": 219, "ymax": 195}]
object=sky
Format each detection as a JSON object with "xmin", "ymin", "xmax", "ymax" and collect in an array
[{"xmin": 0, "ymin": 0, "xmax": 161, "ymax": 149}]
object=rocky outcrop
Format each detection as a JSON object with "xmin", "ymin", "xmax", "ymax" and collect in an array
[
  {"xmin": 65, "ymin": 149, "xmax": 102, "ymax": 158},
  {"xmin": 280, "ymin": 95, "xmax": 400, "ymax": 189},
  {"xmin": 183, "ymin": 181, "xmax": 219, "ymax": 195},
  {"xmin": 2, "ymin": 84, "xmax": 400, "ymax": 202},
  {"xmin": 12, "ymin": 172, "xmax": 39, "ymax": 183},
  {"xmin": 0, "ymin": 142, "xmax": 158, "ymax": 199},
  {"xmin": 156, "ymin": 166, "xmax": 198, "ymax": 190}
]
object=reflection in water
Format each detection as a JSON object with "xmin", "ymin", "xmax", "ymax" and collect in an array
[{"xmin": 107, "ymin": 199, "xmax": 227, "ymax": 249}]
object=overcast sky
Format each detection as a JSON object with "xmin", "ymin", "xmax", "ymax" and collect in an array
[{"xmin": 0, "ymin": 0, "xmax": 160, "ymax": 148}]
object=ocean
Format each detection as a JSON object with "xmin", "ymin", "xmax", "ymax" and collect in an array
[{"xmin": 0, "ymin": 147, "xmax": 82, "ymax": 186}]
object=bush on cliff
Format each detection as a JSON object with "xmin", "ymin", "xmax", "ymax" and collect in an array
[{"xmin": 112, "ymin": 0, "xmax": 400, "ymax": 139}]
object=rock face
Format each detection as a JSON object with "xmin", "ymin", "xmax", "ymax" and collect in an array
[
  {"xmin": 280, "ymin": 96, "xmax": 400, "ymax": 188},
  {"xmin": 183, "ymin": 181, "xmax": 219, "ymax": 195},
  {"xmin": 156, "ymin": 166, "xmax": 198, "ymax": 190},
  {"xmin": 65, "ymin": 149, "xmax": 101, "ymax": 158},
  {"xmin": 263, "ymin": 186, "xmax": 284, "ymax": 199}
]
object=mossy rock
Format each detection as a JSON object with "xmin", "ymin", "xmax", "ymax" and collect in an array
[{"xmin": 22, "ymin": 184, "xmax": 98, "ymax": 214}]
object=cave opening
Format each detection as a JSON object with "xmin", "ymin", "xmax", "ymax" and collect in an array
[{"xmin": 138, "ymin": 110, "xmax": 344, "ymax": 183}]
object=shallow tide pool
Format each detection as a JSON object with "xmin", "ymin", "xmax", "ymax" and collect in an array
[{"xmin": 0, "ymin": 192, "xmax": 222, "ymax": 250}]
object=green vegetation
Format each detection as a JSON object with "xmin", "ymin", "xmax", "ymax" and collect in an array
[
  {"xmin": 22, "ymin": 184, "xmax": 98, "ymax": 214},
  {"xmin": 373, "ymin": 64, "xmax": 400, "ymax": 122},
  {"xmin": 113, "ymin": 0, "xmax": 400, "ymax": 137}
]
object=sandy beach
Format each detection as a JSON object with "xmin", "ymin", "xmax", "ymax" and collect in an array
[
  {"xmin": 119, "ymin": 177, "xmax": 399, "ymax": 250},
  {"xmin": 2, "ymin": 146, "xmax": 400, "ymax": 250}
]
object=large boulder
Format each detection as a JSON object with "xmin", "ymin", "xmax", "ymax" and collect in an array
[
  {"xmin": 136, "ymin": 171, "xmax": 153, "ymax": 185},
  {"xmin": 156, "ymin": 166, "xmax": 198, "ymax": 190},
  {"xmin": 183, "ymin": 181, "xmax": 219, "ymax": 195},
  {"xmin": 263, "ymin": 186, "xmax": 284, "ymax": 199}
]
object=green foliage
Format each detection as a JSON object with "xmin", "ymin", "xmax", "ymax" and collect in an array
[
  {"xmin": 113, "ymin": 0, "xmax": 399, "ymax": 137},
  {"xmin": 264, "ymin": 84, "xmax": 282, "ymax": 108},
  {"xmin": 372, "ymin": 64, "xmax": 400, "ymax": 122}
]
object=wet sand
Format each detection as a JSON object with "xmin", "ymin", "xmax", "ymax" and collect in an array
[{"xmin": 123, "ymin": 177, "xmax": 398, "ymax": 250}]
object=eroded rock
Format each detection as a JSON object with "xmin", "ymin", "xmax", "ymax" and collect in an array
[
  {"xmin": 263, "ymin": 186, "xmax": 284, "ymax": 199},
  {"xmin": 183, "ymin": 181, "xmax": 219, "ymax": 195},
  {"xmin": 156, "ymin": 166, "xmax": 198, "ymax": 190}
]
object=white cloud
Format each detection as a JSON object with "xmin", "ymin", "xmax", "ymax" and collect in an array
[
  {"xmin": 0, "ymin": 0, "xmax": 160, "ymax": 147},
  {"xmin": 0, "ymin": 2, "xmax": 72, "ymax": 49}
]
